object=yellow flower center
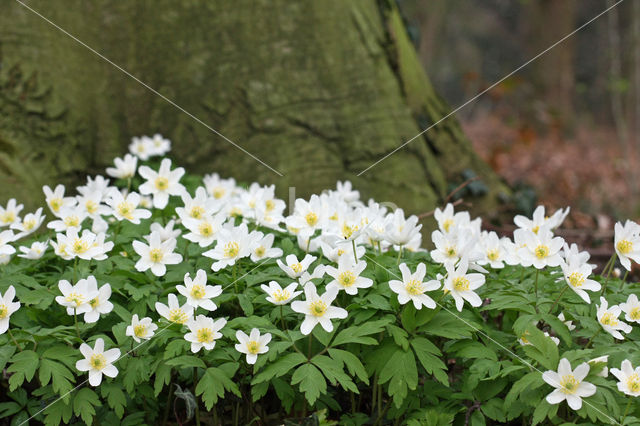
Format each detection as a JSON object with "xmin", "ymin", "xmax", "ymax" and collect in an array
[
  {"xmin": 560, "ymin": 374, "xmax": 579, "ymax": 394},
  {"xmin": 212, "ymin": 187, "xmax": 225, "ymax": 199},
  {"xmin": 190, "ymin": 285, "xmax": 206, "ymax": 299},
  {"xmin": 168, "ymin": 308, "xmax": 188, "ymax": 324},
  {"xmin": 445, "ymin": 246, "xmax": 457, "ymax": 258},
  {"xmin": 272, "ymin": 289, "xmax": 291, "ymax": 302},
  {"xmin": 305, "ymin": 212, "xmax": 318, "ymax": 227},
  {"xmin": 627, "ymin": 374, "xmax": 640, "ymax": 393},
  {"xmin": 65, "ymin": 292, "xmax": 84, "ymax": 306},
  {"xmin": 154, "ymin": 177, "xmax": 169, "ymax": 191},
  {"xmin": 224, "ymin": 241, "xmax": 240, "ymax": 258},
  {"xmin": 190, "ymin": 206, "xmax": 205, "ymax": 219},
  {"xmin": 630, "ymin": 307, "xmax": 640, "ymax": 320},
  {"xmin": 255, "ymin": 246, "xmax": 266, "ymax": 257},
  {"xmin": 405, "ymin": 279, "xmax": 424, "ymax": 296},
  {"xmin": 519, "ymin": 331, "xmax": 530, "ymax": 344},
  {"xmin": 72, "ymin": 238, "xmax": 90, "ymax": 254},
  {"xmin": 291, "ymin": 263, "xmax": 303, "ymax": 274},
  {"xmin": 337, "ymin": 249, "xmax": 345, "ymax": 256},
  {"xmin": 230, "ymin": 207, "xmax": 242, "ymax": 217},
  {"xmin": 149, "ymin": 248, "xmax": 164, "ymax": 263},
  {"xmin": 453, "ymin": 277, "xmax": 470, "ymax": 292},
  {"xmin": 338, "ymin": 271, "xmax": 356, "ymax": 287},
  {"xmin": 199, "ymin": 222, "xmax": 214, "ymax": 237},
  {"xmin": 487, "ymin": 249, "xmax": 500, "ymax": 261},
  {"xmin": 0, "ymin": 212, "xmax": 15, "ymax": 224},
  {"xmin": 89, "ymin": 297, "xmax": 99, "ymax": 309},
  {"xmin": 23, "ymin": 219, "xmax": 36, "ymax": 230},
  {"xmin": 532, "ymin": 225, "xmax": 540, "ymax": 234},
  {"xmin": 246, "ymin": 341, "xmax": 261, "ymax": 354},
  {"xmin": 600, "ymin": 312, "xmax": 619, "ymax": 327},
  {"xmin": 342, "ymin": 224, "xmax": 358, "ymax": 239},
  {"xmin": 534, "ymin": 245, "xmax": 549, "ymax": 259},
  {"xmin": 567, "ymin": 272, "xmax": 585, "ymax": 288},
  {"xmin": 617, "ymin": 240, "xmax": 633, "ymax": 255},
  {"xmin": 85, "ymin": 200, "xmax": 98, "ymax": 215},
  {"xmin": 89, "ymin": 354, "xmax": 107, "ymax": 370},
  {"xmin": 0, "ymin": 304, "xmax": 8, "ymax": 319},
  {"xmin": 117, "ymin": 202, "xmax": 134, "ymax": 220},
  {"xmin": 443, "ymin": 219, "xmax": 454, "ymax": 233},
  {"xmin": 309, "ymin": 300, "xmax": 327, "ymax": 317},
  {"xmin": 265, "ymin": 199, "xmax": 275, "ymax": 212},
  {"xmin": 50, "ymin": 198, "xmax": 62, "ymax": 212},
  {"xmin": 196, "ymin": 328, "xmax": 214, "ymax": 343},
  {"xmin": 64, "ymin": 215, "xmax": 80, "ymax": 227},
  {"xmin": 133, "ymin": 324, "xmax": 147, "ymax": 338}
]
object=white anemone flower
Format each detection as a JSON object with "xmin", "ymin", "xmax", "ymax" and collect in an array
[
  {"xmin": 0, "ymin": 199, "xmax": 23, "ymax": 227},
  {"xmin": 559, "ymin": 261, "xmax": 601, "ymax": 304},
  {"xmin": 144, "ymin": 220, "xmax": 181, "ymax": 243},
  {"xmin": 277, "ymin": 254, "xmax": 317, "ymax": 279},
  {"xmin": 138, "ymin": 158, "xmax": 186, "ymax": 209},
  {"xmin": 614, "ymin": 220, "xmax": 640, "ymax": 271},
  {"xmin": 76, "ymin": 338, "xmax": 120, "ymax": 386},
  {"xmin": 383, "ymin": 208, "xmax": 422, "ymax": 247},
  {"xmin": 176, "ymin": 270, "xmax": 222, "ymax": 311},
  {"xmin": 597, "ymin": 297, "xmax": 632, "ymax": 340},
  {"xmin": 0, "ymin": 285, "xmax": 20, "ymax": 334},
  {"xmin": 430, "ymin": 228, "xmax": 477, "ymax": 267},
  {"xmin": 325, "ymin": 257, "xmax": 373, "ymax": 295},
  {"xmin": 46, "ymin": 207, "xmax": 86, "ymax": 233},
  {"xmin": 291, "ymin": 283, "xmax": 347, "ymax": 335},
  {"xmin": 434, "ymin": 203, "xmax": 471, "ymax": 234},
  {"xmin": 476, "ymin": 231, "xmax": 517, "ymax": 269},
  {"xmin": 203, "ymin": 173, "xmax": 236, "ymax": 201},
  {"xmin": 126, "ymin": 315, "xmax": 157, "ymax": 343},
  {"xmin": 250, "ymin": 233, "xmax": 283, "ymax": 262},
  {"xmin": 18, "ymin": 241, "xmax": 48, "ymax": 260},
  {"xmin": 132, "ymin": 232, "xmax": 183, "ymax": 276},
  {"xmin": 42, "ymin": 184, "xmax": 76, "ymax": 217},
  {"xmin": 514, "ymin": 205, "xmax": 570, "ymax": 234},
  {"xmin": 558, "ymin": 313, "xmax": 576, "ymax": 331},
  {"xmin": 11, "ymin": 208, "xmax": 45, "ymax": 238},
  {"xmin": 611, "ymin": 360, "xmax": 640, "ymax": 397},
  {"xmin": 106, "ymin": 153, "xmax": 138, "ymax": 179},
  {"xmin": 184, "ymin": 315, "xmax": 226, "ymax": 353},
  {"xmin": 235, "ymin": 328, "xmax": 272, "ymax": 364},
  {"xmin": 542, "ymin": 358, "xmax": 596, "ymax": 410},
  {"xmin": 175, "ymin": 186, "xmax": 219, "ymax": 221},
  {"xmin": 202, "ymin": 223, "xmax": 258, "ymax": 271},
  {"xmin": 0, "ymin": 230, "xmax": 16, "ymax": 257},
  {"xmin": 84, "ymin": 278, "xmax": 113, "ymax": 323},
  {"xmin": 155, "ymin": 293, "xmax": 194, "ymax": 325},
  {"xmin": 620, "ymin": 294, "xmax": 640, "ymax": 323},
  {"xmin": 129, "ymin": 136, "xmax": 153, "ymax": 160},
  {"xmin": 517, "ymin": 228, "xmax": 564, "ymax": 269},
  {"xmin": 55, "ymin": 278, "xmax": 99, "ymax": 316},
  {"xmin": 182, "ymin": 213, "xmax": 226, "ymax": 248},
  {"xmin": 261, "ymin": 281, "xmax": 302, "ymax": 305},
  {"xmin": 53, "ymin": 228, "xmax": 107, "ymax": 261},
  {"xmin": 148, "ymin": 134, "xmax": 172, "ymax": 156},
  {"xmin": 285, "ymin": 195, "xmax": 326, "ymax": 238},
  {"xmin": 389, "ymin": 263, "xmax": 440, "ymax": 310},
  {"xmin": 443, "ymin": 258, "xmax": 486, "ymax": 312},
  {"xmin": 107, "ymin": 191, "xmax": 151, "ymax": 224}
]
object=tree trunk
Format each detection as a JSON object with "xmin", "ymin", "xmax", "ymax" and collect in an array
[{"xmin": 0, "ymin": 0, "xmax": 508, "ymax": 216}]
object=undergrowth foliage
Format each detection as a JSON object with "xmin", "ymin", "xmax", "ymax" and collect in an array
[{"xmin": 0, "ymin": 135, "xmax": 639, "ymax": 426}]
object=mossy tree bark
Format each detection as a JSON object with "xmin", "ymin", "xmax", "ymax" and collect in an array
[{"xmin": 0, "ymin": 0, "xmax": 508, "ymax": 216}]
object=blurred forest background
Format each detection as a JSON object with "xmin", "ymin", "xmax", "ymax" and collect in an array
[{"xmin": 400, "ymin": 0, "xmax": 640, "ymax": 224}]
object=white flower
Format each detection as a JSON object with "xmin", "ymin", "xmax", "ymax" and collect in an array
[
  {"xmin": 434, "ymin": 203, "xmax": 471, "ymax": 234},
  {"xmin": 84, "ymin": 278, "xmax": 113, "ymax": 323},
  {"xmin": 76, "ymin": 338, "xmax": 120, "ymax": 386},
  {"xmin": 597, "ymin": 297, "xmax": 632, "ymax": 340},
  {"xmin": 562, "ymin": 243, "xmax": 595, "ymax": 271},
  {"xmin": 611, "ymin": 360, "xmax": 640, "ymax": 397},
  {"xmin": 0, "ymin": 199, "xmax": 23, "ymax": 227},
  {"xmin": 11, "ymin": 208, "xmax": 45, "ymax": 238},
  {"xmin": 203, "ymin": 173, "xmax": 236, "ymax": 201},
  {"xmin": 76, "ymin": 191, "xmax": 110, "ymax": 220},
  {"xmin": 175, "ymin": 187, "xmax": 219, "ymax": 221},
  {"xmin": 55, "ymin": 278, "xmax": 99, "ymax": 316},
  {"xmin": 155, "ymin": 293, "xmax": 194, "ymax": 325},
  {"xmin": 333, "ymin": 180, "xmax": 360, "ymax": 204},
  {"xmin": 184, "ymin": 315, "xmax": 226, "ymax": 353},
  {"xmin": 517, "ymin": 228, "xmax": 564, "ymax": 269},
  {"xmin": 261, "ymin": 281, "xmax": 302, "ymax": 305},
  {"xmin": 107, "ymin": 191, "xmax": 151, "ymax": 224},
  {"xmin": 106, "ymin": 153, "xmax": 138, "ymax": 179},
  {"xmin": 52, "ymin": 228, "xmax": 111, "ymax": 261},
  {"xmin": 291, "ymin": 283, "xmax": 347, "ymax": 335},
  {"xmin": 176, "ymin": 270, "xmax": 222, "ymax": 311},
  {"xmin": 126, "ymin": 315, "xmax": 157, "ymax": 343},
  {"xmin": 17, "ymin": 241, "xmax": 48, "ymax": 260},
  {"xmin": 250, "ymin": 233, "xmax": 283, "ymax": 262},
  {"xmin": 0, "ymin": 285, "xmax": 20, "ymax": 334},
  {"xmin": 43, "ymin": 184, "xmax": 76, "ymax": 217},
  {"xmin": 202, "ymin": 223, "xmax": 258, "ymax": 271},
  {"xmin": 325, "ymin": 257, "xmax": 373, "ymax": 295},
  {"xmin": 559, "ymin": 261, "xmax": 601, "ymax": 304},
  {"xmin": 620, "ymin": 294, "xmax": 640, "ymax": 323},
  {"xmin": 138, "ymin": 158, "xmax": 186, "ymax": 209},
  {"xmin": 147, "ymin": 134, "xmax": 172, "ymax": 156},
  {"xmin": 133, "ymin": 232, "xmax": 182, "ymax": 276},
  {"xmin": 144, "ymin": 220, "xmax": 181, "ymax": 243},
  {"xmin": 235, "ymin": 328, "xmax": 271, "ymax": 364},
  {"xmin": 46, "ymin": 207, "xmax": 86, "ymax": 232},
  {"xmin": 389, "ymin": 263, "xmax": 440, "ymax": 309},
  {"xmin": 476, "ymin": 231, "xmax": 516, "ymax": 269},
  {"xmin": 182, "ymin": 213, "xmax": 225, "ymax": 247},
  {"xmin": 443, "ymin": 258, "xmax": 485, "ymax": 312},
  {"xmin": 0, "ymin": 230, "xmax": 16, "ymax": 257},
  {"xmin": 430, "ymin": 228, "xmax": 477, "ymax": 267},
  {"xmin": 514, "ymin": 205, "xmax": 570, "ymax": 234},
  {"xmin": 285, "ymin": 195, "xmax": 326, "ymax": 238},
  {"xmin": 76, "ymin": 175, "xmax": 111, "ymax": 200},
  {"xmin": 277, "ymin": 254, "xmax": 317, "ymax": 279},
  {"xmin": 384, "ymin": 208, "xmax": 422, "ymax": 246},
  {"xmin": 129, "ymin": 136, "xmax": 153, "ymax": 160},
  {"xmin": 614, "ymin": 220, "xmax": 640, "ymax": 271},
  {"xmin": 558, "ymin": 313, "xmax": 576, "ymax": 331},
  {"xmin": 542, "ymin": 358, "xmax": 596, "ymax": 410}
]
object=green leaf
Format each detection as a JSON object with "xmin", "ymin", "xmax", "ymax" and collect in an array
[
  {"xmin": 532, "ymin": 400, "xmax": 557, "ymax": 425},
  {"xmin": 449, "ymin": 340, "xmax": 498, "ymax": 362},
  {"xmin": 400, "ymin": 304, "xmax": 417, "ymax": 332},
  {"xmin": 42, "ymin": 401, "xmax": 73, "ymax": 426},
  {"xmin": 420, "ymin": 310, "xmax": 475, "ymax": 338},
  {"xmin": 165, "ymin": 355, "xmax": 207, "ymax": 369},
  {"xmin": 291, "ymin": 363, "xmax": 326, "ymax": 406},
  {"xmin": 196, "ymin": 366, "xmax": 241, "ymax": 411},
  {"xmin": 504, "ymin": 372, "xmax": 544, "ymax": 409},
  {"xmin": 332, "ymin": 317, "xmax": 392, "ymax": 346},
  {"xmin": 0, "ymin": 345, "xmax": 16, "ymax": 372},
  {"xmin": 238, "ymin": 294, "xmax": 254, "ymax": 316},
  {"xmin": 7, "ymin": 350, "xmax": 39, "ymax": 391},
  {"xmin": 378, "ymin": 348, "xmax": 418, "ymax": 407},
  {"xmin": 38, "ymin": 359, "xmax": 75, "ymax": 399},
  {"xmin": 520, "ymin": 326, "xmax": 558, "ymax": 370},
  {"xmin": 311, "ymin": 355, "xmax": 358, "ymax": 393},
  {"xmin": 410, "ymin": 338, "xmax": 448, "ymax": 386},
  {"xmin": 328, "ymin": 348, "xmax": 369, "ymax": 384},
  {"xmin": 251, "ymin": 352, "xmax": 306, "ymax": 385},
  {"xmin": 101, "ymin": 383, "xmax": 127, "ymax": 419},
  {"xmin": 386, "ymin": 324, "xmax": 409, "ymax": 350},
  {"xmin": 73, "ymin": 388, "xmax": 100, "ymax": 425},
  {"xmin": 154, "ymin": 363, "xmax": 172, "ymax": 396}
]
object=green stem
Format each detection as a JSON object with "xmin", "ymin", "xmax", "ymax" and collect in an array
[
  {"xmin": 280, "ymin": 305, "xmax": 286, "ymax": 330},
  {"xmin": 307, "ymin": 334, "xmax": 312, "ymax": 360},
  {"xmin": 602, "ymin": 253, "xmax": 618, "ymax": 295},
  {"xmin": 161, "ymin": 373, "xmax": 174, "ymax": 426},
  {"xmin": 233, "ymin": 264, "xmax": 238, "ymax": 293},
  {"xmin": 74, "ymin": 309, "xmax": 81, "ymax": 339},
  {"xmin": 73, "ymin": 257, "xmax": 78, "ymax": 283},
  {"xmin": 8, "ymin": 329, "xmax": 22, "ymax": 351},
  {"xmin": 351, "ymin": 239, "xmax": 358, "ymax": 264},
  {"xmin": 623, "ymin": 270, "xmax": 629, "ymax": 282},
  {"xmin": 585, "ymin": 328, "xmax": 602, "ymax": 349},
  {"xmin": 547, "ymin": 285, "xmax": 569, "ymax": 314},
  {"xmin": 622, "ymin": 396, "xmax": 633, "ymax": 424},
  {"xmin": 534, "ymin": 269, "xmax": 540, "ymax": 298},
  {"xmin": 396, "ymin": 245, "xmax": 403, "ymax": 264},
  {"xmin": 194, "ymin": 367, "xmax": 201, "ymax": 426}
]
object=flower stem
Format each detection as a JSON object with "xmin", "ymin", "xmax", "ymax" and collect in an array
[
  {"xmin": 534, "ymin": 269, "xmax": 540, "ymax": 298},
  {"xmin": 193, "ymin": 367, "xmax": 201, "ymax": 426},
  {"xmin": 73, "ymin": 257, "xmax": 78, "ymax": 283},
  {"xmin": 8, "ymin": 329, "xmax": 22, "ymax": 351},
  {"xmin": 280, "ymin": 305, "xmax": 287, "ymax": 330},
  {"xmin": 622, "ymin": 396, "xmax": 633, "ymax": 424},
  {"xmin": 307, "ymin": 335, "xmax": 312, "ymax": 360},
  {"xmin": 547, "ymin": 286, "xmax": 569, "ymax": 314},
  {"xmin": 396, "ymin": 245, "xmax": 403, "ymax": 265},
  {"xmin": 351, "ymin": 239, "xmax": 358, "ymax": 264},
  {"xmin": 585, "ymin": 328, "xmax": 602, "ymax": 349},
  {"xmin": 601, "ymin": 253, "xmax": 618, "ymax": 295}
]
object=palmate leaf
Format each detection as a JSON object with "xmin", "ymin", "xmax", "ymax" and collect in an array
[
  {"xmin": 378, "ymin": 347, "xmax": 418, "ymax": 408},
  {"xmin": 311, "ymin": 355, "xmax": 358, "ymax": 393},
  {"xmin": 195, "ymin": 365, "xmax": 241, "ymax": 410},
  {"xmin": 73, "ymin": 388, "xmax": 100, "ymax": 425},
  {"xmin": 7, "ymin": 350, "xmax": 39, "ymax": 391},
  {"xmin": 38, "ymin": 359, "xmax": 75, "ymax": 399},
  {"xmin": 291, "ymin": 363, "xmax": 326, "ymax": 406},
  {"xmin": 327, "ymin": 348, "xmax": 369, "ymax": 384},
  {"xmin": 251, "ymin": 352, "xmax": 306, "ymax": 385},
  {"xmin": 100, "ymin": 383, "xmax": 127, "ymax": 419},
  {"xmin": 332, "ymin": 317, "xmax": 393, "ymax": 346},
  {"xmin": 410, "ymin": 337, "xmax": 448, "ymax": 386}
]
